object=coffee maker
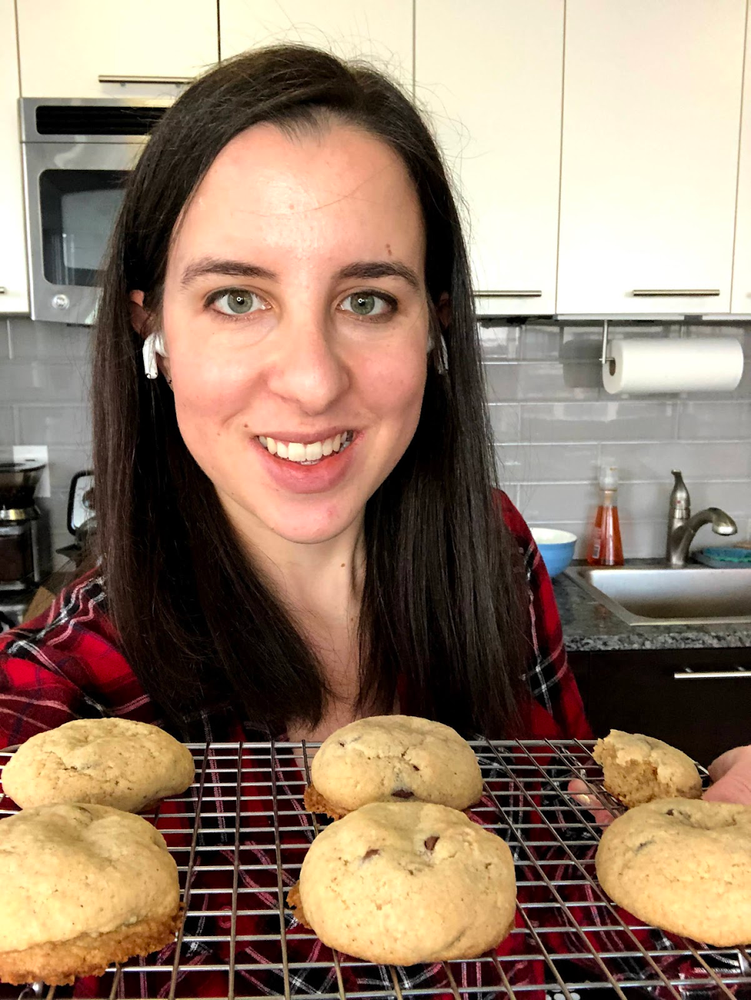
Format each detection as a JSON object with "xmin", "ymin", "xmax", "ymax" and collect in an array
[{"xmin": 0, "ymin": 460, "xmax": 52, "ymax": 591}]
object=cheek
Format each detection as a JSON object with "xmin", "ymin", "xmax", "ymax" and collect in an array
[{"xmin": 360, "ymin": 343, "xmax": 428, "ymax": 422}]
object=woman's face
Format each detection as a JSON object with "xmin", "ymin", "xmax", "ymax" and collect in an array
[{"xmin": 155, "ymin": 121, "xmax": 432, "ymax": 546}]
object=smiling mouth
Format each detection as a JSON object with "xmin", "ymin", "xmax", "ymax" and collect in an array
[{"xmin": 258, "ymin": 431, "xmax": 355, "ymax": 465}]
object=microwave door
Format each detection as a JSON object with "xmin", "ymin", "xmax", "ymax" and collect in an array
[{"xmin": 22, "ymin": 142, "xmax": 143, "ymax": 325}]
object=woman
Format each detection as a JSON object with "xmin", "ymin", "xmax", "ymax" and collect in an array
[
  {"xmin": 0, "ymin": 43, "xmax": 748, "ymax": 997},
  {"xmin": 1, "ymin": 44, "xmax": 586, "ymax": 751}
]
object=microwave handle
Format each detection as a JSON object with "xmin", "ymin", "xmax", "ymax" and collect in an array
[{"xmin": 98, "ymin": 74, "xmax": 193, "ymax": 86}]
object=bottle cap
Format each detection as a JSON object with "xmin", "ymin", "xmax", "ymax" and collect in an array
[{"xmin": 599, "ymin": 465, "xmax": 618, "ymax": 490}]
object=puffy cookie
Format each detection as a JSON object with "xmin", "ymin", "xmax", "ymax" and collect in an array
[
  {"xmin": 0, "ymin": 803, "xmax": 182, "ymax": 985},
  {"xmin": 593, "ymin": 730, "xmax": 702, "ymax": 808},
  {"xmin": 304, "ymin": 715, "xmax": 483, "ymax": 818},
  {"xmin": 596, "ymin": 798, "xmax": 751, "ymax": 947},
  {"xmin": 1, "ymin": 718, "xmax": 194, "ymax": 813},
  {"xmin": 292, "ymin": 800, "xmax": 516, "ymax": 965}
]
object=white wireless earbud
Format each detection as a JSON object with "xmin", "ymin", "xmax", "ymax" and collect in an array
[{"xmin": 142, "ymin": 330, "xmax": 168, "ymax": 380}]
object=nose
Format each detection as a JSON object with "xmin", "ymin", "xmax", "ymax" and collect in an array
[{"xmin": 265, "ymin": 309, "xmax": 350, "ymax": 415}]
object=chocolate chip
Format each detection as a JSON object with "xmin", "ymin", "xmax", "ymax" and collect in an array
[
  {"xmin": 424, "ymin": 836, "xmax": 439, "ymax": 851},
  {"xmin": 412, "ymin": 764, "xmax": 420, "ymax": 771},
  {"xmin": 338, "ymin": 741, "xmax": 346, "ymax": 747},
  {"xmin": 363, "ymin": 848, "xmax": 380, "ymax": 861},
  {"xmin": 666, "ymin": 808, "xmax": 675, "ymax": 816},
  {"xmin": 392, "ymin": 789, "xmax": 414, "ymax": 799}
]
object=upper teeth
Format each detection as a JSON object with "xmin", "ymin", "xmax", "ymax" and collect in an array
[{"xmin": 258, "ymin": 431, "xmax": 353, "ymax": 463}]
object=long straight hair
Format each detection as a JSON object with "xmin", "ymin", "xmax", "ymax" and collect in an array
[{"xmin": 92, "ymin": 45, "xmax": 529, "ymax": 739}]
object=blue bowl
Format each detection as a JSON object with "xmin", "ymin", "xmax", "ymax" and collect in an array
[{"xmin": 531, "ymin": 528, "xmax": 577, "ymax": 577}]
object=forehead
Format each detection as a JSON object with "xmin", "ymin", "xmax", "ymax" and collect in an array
[{"xmin": 169, "ymin": 121, "xmax": 426, "ymax": 272}]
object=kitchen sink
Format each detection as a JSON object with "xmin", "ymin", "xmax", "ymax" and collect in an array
[{"xmin": 565, "ymin": 565, "xmax": 751, "ymax": 625}]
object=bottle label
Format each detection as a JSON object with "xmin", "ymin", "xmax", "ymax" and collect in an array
[{"xmin": 591, "ymin": 530, "xmax": 601, "ymax": 560}]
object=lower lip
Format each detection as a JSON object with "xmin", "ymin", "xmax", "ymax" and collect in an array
[{"xmin": 252, "ymin": 435, "xmax": 360, "ymax": 494}]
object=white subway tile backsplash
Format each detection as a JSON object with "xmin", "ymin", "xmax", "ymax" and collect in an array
[
  {"xmin": 483, "ymin": 364, "xmax": 518, "ymax": 402},
  {"xmin": 678, "ymin": 401, "xmax": 751, "ymax": 440},
  {"xmin": 8, "ymin": 319, "xmax": 91, "ymax": 361},
  {"xmin": 0, "ymin": 361, "xmax": 89, "ymax": 404},
  {"xmin": 488, "ymin": 403, "xmax": 520, "ymax": 443},
  {"xmin": 520, "ymin": 399, "xmax": 679, "ymax": 443},
  {"xmin": 517, "ymin": 481, "xmax": 598, "ymax": 522},
  {"xmin": 496, "ymin": 442, "xmax": 597, "ymax": 483},
  {"xmin": 604, "ymin": 441, "xmax": 751, "ymax": 482},
  {"xmin": 0, "ymin": 406, "xmax": 14, "ymax": 446},
  {"xmin": 16, "ymin": 405, "xmax": 92, "ymax": 448}
]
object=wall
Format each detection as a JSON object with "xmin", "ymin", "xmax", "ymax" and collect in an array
[
  {"xmin": 1, "ymin": 315, "xmax": 749, "ymax": 562},
  {"xmin": 484, "ymin": 321, "xmax": 751, "ymax": 556}
]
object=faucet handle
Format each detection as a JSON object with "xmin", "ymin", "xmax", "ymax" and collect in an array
[{"xmin": 669, "ymin": 470, "xmax": 690, "ymax": 514}]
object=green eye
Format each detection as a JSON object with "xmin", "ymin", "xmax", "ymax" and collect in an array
[
  {"xmin": 211, "ymin": 289, "xmax": 259, "ymax": 316},
  {"xmin": 342, "ymin": 291, "xmax": 395, "ymax": 319}
]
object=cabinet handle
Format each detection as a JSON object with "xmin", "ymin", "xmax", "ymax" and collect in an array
[
  {"xmin": 98, "ymin": 75, "xmax": 193, "ymax": 85},
  {"xmin": 475, "ymin": 290, "xmax": 543, "ymax": 298},
  {"xmin": 673, "ymin": 667, "xmax": 751, "ymax": 680},
  {"xmin": 0, "ymin": 288, "xmax": 6, "ymax": 294},
  {"xmin": 631, "ymin": 289, "xmax": 720, "ymax": 297}
]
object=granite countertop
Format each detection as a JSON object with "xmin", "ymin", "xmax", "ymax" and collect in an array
[{"xmin": 555, "ymin": 561, "xmax": 751, "ymax": 652}]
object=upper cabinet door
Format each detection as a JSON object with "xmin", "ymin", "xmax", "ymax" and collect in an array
[
  {"xmin": 732, "ymin": 5, "xmax": 751, "ymax": 316},
  {"xmin": 17, "ymin": 0, "xmax": 218, "ymax": 98},
  {"xmin": 415, "ymin": 0, "xmax": 564, "ymax": 315},
  {"xmin": 219, "ymin": 1, "xmax": 413, "ymax": 91},
  {"xmin": 557, "ymin": 0, "xmax": 746, "ymax": 316},
  {"xmin": 0, "ymin": 0, "xmax": 28, "ymax": 313}
]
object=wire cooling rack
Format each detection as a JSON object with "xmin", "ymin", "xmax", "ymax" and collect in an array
[{"xmin": 1, "ymin": 738, "xmax": 751, "ymax": 1000}]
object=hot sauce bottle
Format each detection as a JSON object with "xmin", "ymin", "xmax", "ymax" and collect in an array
[{"xmin": 587, "ymin": 465, "xmax": 624, "ymax": 566}]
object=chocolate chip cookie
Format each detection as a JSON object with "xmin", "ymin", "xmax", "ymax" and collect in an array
[
  {"xmin": 304, "ymin": 715, "xmax": 483, "ymax": 819},
  {"xmin": 291, "ymin": 800, "xmax": 516, "ymax": 965},
  {"xmin": 596, "ymin": 798, "xmax": 751, "ymax": 947}
]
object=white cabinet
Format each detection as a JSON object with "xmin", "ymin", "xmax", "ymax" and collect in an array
[
  {"xmin": 415, "ymin": 0, "xmax": 564, "ymax": 315},
  {"xmin": 732, "ymin": 5, "xmax": 751, "ymax": 316},
  {"xmin": 219, "ymin": 1, "xmax": 412, "ymax": 91},
  {"xmin": 16, "ymin": 0, "xmax": 218, "ymax": 99},
  {"xmin": 0, "ymin": 0, "xmax": 28, "ymax": 314},
  {"xmin": 557, "ymin": 0, "xmax": 746, "ymax": 316}
]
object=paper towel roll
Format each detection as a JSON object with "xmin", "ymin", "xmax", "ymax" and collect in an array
[{"xmin": 602, "ymin": 337, "xmax": 744, "ymax": 394}]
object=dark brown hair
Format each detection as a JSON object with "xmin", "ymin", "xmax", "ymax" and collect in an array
[{"xmin": 93, "ymin": 44, "xmax": 528, "ymax": 739}]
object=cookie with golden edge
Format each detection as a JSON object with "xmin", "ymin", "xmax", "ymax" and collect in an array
[
  {"xmin": 303, "ymin": 715, "xmax": 483, "ymax": 819},
  {"xmin": 592, "ymin": 729, "xmax": 702, "ymax": 808},
  {"xmin": 0, "ymin": 803, "xmax": 182, "ymax": 985}
]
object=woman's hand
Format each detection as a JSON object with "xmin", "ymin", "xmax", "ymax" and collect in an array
[
  {"xmin": 702, "ymin": 745, "xmax": 751, "ymax": 804},
  {"xmin": 567, "ymin": 778, "xmax": 616, "ymax": 827}
]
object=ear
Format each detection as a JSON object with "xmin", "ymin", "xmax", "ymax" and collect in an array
[
  {"xmin": 129, "ymin": 290, "xmax": 149, "ymax": 338},
  {"xmin": 437, "ymin": 291, "xmax": 451, "ymax": 329},
  {"xmin": 129, "ymin": 291, "xmax": 172, "ymax": 383}
]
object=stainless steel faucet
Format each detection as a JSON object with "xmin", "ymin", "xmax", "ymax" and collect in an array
[{"xmin": 666, "ymin": 470, "xmax": 737, "ymax": 567}]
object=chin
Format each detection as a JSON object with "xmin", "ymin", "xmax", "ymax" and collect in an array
[{"xmin": 256, "ymin": 497, "xmax": 362, "ymax": 545}]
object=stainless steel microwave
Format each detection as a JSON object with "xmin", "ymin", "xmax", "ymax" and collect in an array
[{"xmin": 20, "ymin": 98, "xmax": 171, "ymax": 325}]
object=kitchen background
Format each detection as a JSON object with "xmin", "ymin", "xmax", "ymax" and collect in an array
[
  {"xmin": 1, "ymin": 0, "xmax": 751, "ymax": 566},
  {"xmin": 1, "ymin": 317, "xmax": 750, "ymax": 564}
]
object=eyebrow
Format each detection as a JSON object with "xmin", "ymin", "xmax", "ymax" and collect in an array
[{"xmin": 179, "ymin": 256, "xmax": 422, "ymax": 292}]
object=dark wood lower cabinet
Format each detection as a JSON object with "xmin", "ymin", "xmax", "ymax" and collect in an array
[{"xmin": 567, "ymin": 647, "xmax": 751, "ymax": 766}]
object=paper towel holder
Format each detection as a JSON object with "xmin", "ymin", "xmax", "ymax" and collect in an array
[{"xmin": 599, "ymin": 319, "xmax": 616, "ymax": 372}]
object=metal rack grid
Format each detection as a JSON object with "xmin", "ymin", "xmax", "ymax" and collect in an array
[{"xmin": 1, "ymin": 738, "xmax": 750, "ymax": 1000}]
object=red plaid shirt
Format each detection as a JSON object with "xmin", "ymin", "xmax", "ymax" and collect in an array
[
  {"xmin": 0, "ymin": 492, "xmax": 589, "ymax": 750},
  {"xmin": 0, "ymin": 493, "xmax": 603, "ymax": 999}
]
